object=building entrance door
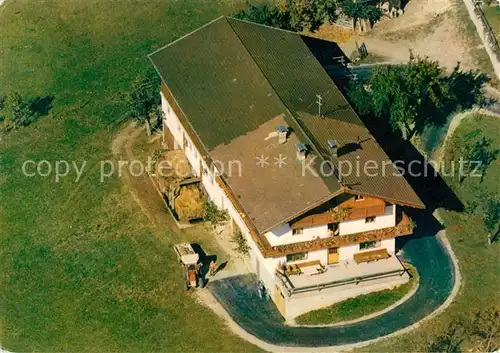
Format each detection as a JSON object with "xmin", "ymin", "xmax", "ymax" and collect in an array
[{"xmin": 328, "ymin": 247, "xmax": 339, "ymax": 264}]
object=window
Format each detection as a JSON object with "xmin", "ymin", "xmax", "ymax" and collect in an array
[
  {"xmin": 292, "ymin": 228, "xmax": 303, "ymax": 236},
  {"xmin": 365, "ymin": 216, "xmax": 376, "ymax": 223},
  {"xmin": 354, "ymin": 194, "xmax": 365, "ymax": 201},
  {"xmin": 328, "ymin": 223, "xmax": 339, "ymax": 235},
  {"xmin": 286, "ymin": 252, "xmax": 307, "ymax": 262},
  {"xmin": 184, "ymin": 135, "xmax": 191, "ymax": 150},
  {"xmin": 359, "ymin": 240, "xmax": 381, "ymax": 250}
]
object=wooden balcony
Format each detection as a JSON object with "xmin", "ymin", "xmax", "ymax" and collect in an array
[
  {"xmin": 290, "ymin": 196, "xmax": 387, "ymax": 229},
  {"xmin": 332, "ymin": 196, "xmax": 387, "ymax": 222},
  {"xmin": 265, "ymin": 211, "xmax": 413, "ymax": 258}
]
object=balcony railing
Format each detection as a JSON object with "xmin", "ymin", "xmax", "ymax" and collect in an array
[{"xmin": 275, "ymin": 267, "xmax": 407, "ymax": 297}]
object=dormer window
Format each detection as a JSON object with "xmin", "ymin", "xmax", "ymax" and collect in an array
[
  {"xmin": 355, "ymin": 195, "xmax": 365, "ymax": 201},
  {"xmin": 292, "ymin": 228, "xmax": 303, "ymax": 235}
]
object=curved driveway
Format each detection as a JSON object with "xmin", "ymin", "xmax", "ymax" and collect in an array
[{"xmin": 207, "ymin": 216, "xmax": 455, "ymax": 347}]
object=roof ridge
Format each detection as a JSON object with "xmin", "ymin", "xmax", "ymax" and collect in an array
[
  {"xmin": 227, "ymin": 16, "xmax": 306, "ymax": 37},
  {"xmin": 148, "ymin": 16, "xmax": 225, "ymax": 58}
]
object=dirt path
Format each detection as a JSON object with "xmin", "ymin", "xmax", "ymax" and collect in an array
[
  {"xmin": 111, "ymin": 122, "xmax": 180, "ymax": 237},
  {"xmin": 325, "ymin": 0, "xmax": 484, "ymax": 73},
  {"xmin": 110, "ymin": 123, "xmax": 249, "ymax": 278}
]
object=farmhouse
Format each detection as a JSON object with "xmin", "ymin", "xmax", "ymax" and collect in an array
[{"xmin": 149, "ymin": 16, "xmax": 424, "ymax": 320}]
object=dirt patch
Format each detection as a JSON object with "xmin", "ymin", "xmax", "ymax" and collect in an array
[
  {"xmin": 110, "ymin": 122, "xmax": 180, "ymax": 235},
  {"xmin": 319, "ymin": 0, "xmax": 488, "ymax": 72}
]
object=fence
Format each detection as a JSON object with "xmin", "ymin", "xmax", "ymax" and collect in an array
[{"xmin": 463, "ymin": 0, "xmax": 500, "ymax": 78}]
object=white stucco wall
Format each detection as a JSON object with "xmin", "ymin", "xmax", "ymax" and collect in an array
[
  {"xmin": 339, "ymin": 238, "xmax": 395, "ymax": 262},
  {"xmin": 161, "ymin": 92, "xmax": 201, "ymax": 176},
  {"xmin": 264, "ymin": 223, "xmax": 329, "ymax": 246},
  {"xmin": 161, "ymin": 93, "xmax": 183, "ymax": 149},
  {"xmin": 339, "ymin": 204, "xmax": 396, "ymax": 236}
]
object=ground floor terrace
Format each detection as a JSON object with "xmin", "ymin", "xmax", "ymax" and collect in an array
[{"xmin": 273, "ymin": 255, "xmax": 409, "ymax": 319}]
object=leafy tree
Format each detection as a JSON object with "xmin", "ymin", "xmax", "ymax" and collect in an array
[
  {"xmin": 482, "ymin": 198, "xmax": 500, "ymax": 236},
  {"xmin": 423, "ymin": 307, "xmax": 500, "ymax": 353},
  {"xmin": 351, "ymin": 54, "xmax": 488, "ymax": 140},
  {"xmin": 425, "ymin": 322, "xmax": 465, "ymax": 353},
  {"xmin": 339, "ymin": 0, "xmax": 381, "ymax": 31},
  {"xmin": 125, "ymin": 71, "xmax": 161, "ymax": 136},
  {"xmin": 346, "ymin": 80, "xmax": 372, "ymax": 116},
  {"xmin": 235, "ymin": 0, "xmax": 337, "ymax": 32},
  {"xmin": 461, "ymin": 136, "xmax": 498, "ymax": 182},
  {"xmin": 284, "ymin": 0, "xmax": 337, "ymax": 31},
  {"xmin": 234, "ymin": 3, "xmax": 294, "ymax": 30},
  {"xmin": 468, "ymin": 307, "xmax": 500, "ymax": 352},
  {"xmin": 1, "ymin": 92, "xmax": 39, "ymax": 129},
  {"xmin": 361, "ymin": 4, "xmax": 382, "ymax": 24}
]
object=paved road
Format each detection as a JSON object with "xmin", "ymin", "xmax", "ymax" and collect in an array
[{"xmin": 208, "ymin": 215, "xmax": 455, "ymax": 347}]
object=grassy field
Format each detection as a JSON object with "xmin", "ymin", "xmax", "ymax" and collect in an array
[
  {"xmin": 358, "ymin": 115, "xmax": 500, "ymax": 351},
  {"xmin": 483, "ymin": 5, "xmax": 500, "ymax": 39},
  {"xmin": 295, "ymin": 265, "xmax": 418, "ymax": 326},
  {"xmin": 0, "ymin": 1, "xmax": 261, "ymax": 352}
]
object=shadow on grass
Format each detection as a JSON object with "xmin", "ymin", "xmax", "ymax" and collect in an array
[{"xmin": 29, "ymin": 95, "xmax": 54, "ymax": 117}]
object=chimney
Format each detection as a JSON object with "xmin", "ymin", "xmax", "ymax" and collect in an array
[
  {"xmin": 277, "ymin": 125, "xmax": 288, "ymax": 144},
  {"xmin": 328, "ymin": 139, "xmax": 338, "ymax": 157},
  {"xmin": 295, "ymin": 143, "xmax": 308, "ymax": 161}
]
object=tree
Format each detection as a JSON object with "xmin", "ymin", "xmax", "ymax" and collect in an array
[
  {"xmin": 285, "ymin": 0, "xmax": 337, "ymax": 31},
  {"xmin": 339, "ymin": 0, "xmax": 381, "ymax": 31},
  {"xmin": 125, "ymin": 71, "xmax": 161, "ymax": 136},
  {"xmin": 423, "ymin": 308, "xmax": 500, "ymax": 353},
  {"xmin": 462, "ymin": 136, "xmax": 498, "ymax": 182},
  {"xmin": 234, "ymin": 0, "xmax": 337, "ymax": 32},
  {"xmin": 234, "ymin": 3, "xmax": 293, "ymax": 30},
  {"xmin": 468, "ymin": 307, "xmax": 500, "ymax": 352},
  {"xmin": 425, "ymin": 322, "xmax": 465, "ymax": 353},
  {"xmin": 482, "ymin": 198, "xmax": 500, "ymax": 239},
  {"xmin": 346, "ymin": 80, "xmax": 372, "ymax": 116},
  {"xmin": 0, "ymin": 92, "xmax": 39, "ymax": 130},
  {"xmin": 351, "ymin": 54, "xmax": 488, "ymax": 140}
]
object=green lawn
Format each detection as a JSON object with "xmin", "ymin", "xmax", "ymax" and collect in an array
[
  {"xmin": 357, "ymin": 115, "xmax": 500, "ymax": 351},
  {"xmin": 0, "ymin": 1, "xmax": 260, "ymax": 352},
  {"xmin": 295, "ymin": 265, "xmax": 418, "ymax": 326},
  {"xmin": 483, "ymin": 5, "xmax": 500, "ymax": 39}
]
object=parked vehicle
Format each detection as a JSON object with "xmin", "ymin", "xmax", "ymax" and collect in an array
[{"xmin": 173, "ymin": 243, "xmax": 201, "ymax": 290}]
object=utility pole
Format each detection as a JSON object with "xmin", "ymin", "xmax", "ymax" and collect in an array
[{"xmin": 316, "ymin": 94, "xmax": 323, "ymax": 118}]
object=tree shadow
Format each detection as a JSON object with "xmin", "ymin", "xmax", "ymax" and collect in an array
[
  {"xmin": 190, "ymin": 243, "xmax": 217, "ymax": 278},
  {"xmin": 362, "ymin": 115, "xmax": 463, "ymax": 215},
  {"xmin": 302, "ymin": 35, "xmax": 351, "ymax": 87},
  {"xmin": 29, "ymin": 95, "xmax": 54, "ymax": 117}
]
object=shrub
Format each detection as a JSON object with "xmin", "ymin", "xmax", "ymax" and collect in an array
[
  {"xmin": 232, "ymin": 229, "xmax": 251, "ymax": 255},
  {"xmin": 204, "ymin": 200, "xmax": 229, "ymax": 227}
]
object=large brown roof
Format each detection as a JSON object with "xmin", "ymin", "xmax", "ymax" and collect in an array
[{"xmin": 149, "ymin": 16, "xmax": 424, "ymax": 234}]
